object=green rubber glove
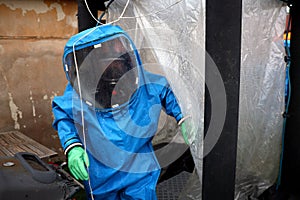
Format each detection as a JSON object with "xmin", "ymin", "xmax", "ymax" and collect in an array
[
  {"xmin": 67, "ymin": 146, "xmax": 89, "ymax": 180},
  {"xmin": 180, "ymin": 122, "xmax": 190, "ymax": 145},
  {"xmin": 180, "ymin": 120, "xmax": 196, "ymax": 145}
]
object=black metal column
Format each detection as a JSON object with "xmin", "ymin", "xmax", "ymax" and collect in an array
[
  {"xmin": 282, "ymin": 2, "xmax": 300, "ymax": 196},
  {"xmin": 203, "ymin": 0, "xmax": 242, "ymax": 199}
]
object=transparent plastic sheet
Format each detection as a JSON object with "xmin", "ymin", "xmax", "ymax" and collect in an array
[
  {"xmin": 235, "ymin": 1, "xmax": 286, "ymax": 199},
  {"xmin": 108, "ymin": 0, "xmax": 205, "ymax": 199},
  {"xmin": 107, "ymin": 1, "xmax": 286, "ymax": 200}
]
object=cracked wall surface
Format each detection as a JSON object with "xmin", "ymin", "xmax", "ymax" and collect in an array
[{"xmin": 0, "ymin": 0, "xmax": 78, "ymax": 160}]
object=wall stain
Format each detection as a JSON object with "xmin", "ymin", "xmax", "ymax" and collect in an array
[
  {"xmin": 43, "ymin": 94, "xmax": 48, "ymax": 100},
  {"xmin": 0, "ymin": 45, "xmax": 4, "ymax": 55},
  {"xmin": 8, "ymin": 92, "xmax": 22, "ymax": 130},
  {"xmin": 29, "ymin": 90, "xmax": 36, "ymax": 117}
]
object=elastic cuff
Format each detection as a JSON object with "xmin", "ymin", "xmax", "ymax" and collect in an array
[
  {"xmin": 178, "ymin": 115, "xmax": 191, "ymax": 126},
  {"xmin": 64, "ymin": 142, "xmax": 82, "ymax": 155},
  {"xmin": 174, "ymin": 113, "xmax": 184, "ymax": 122}
]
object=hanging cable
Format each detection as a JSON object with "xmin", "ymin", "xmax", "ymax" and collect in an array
[
  {"xmin": 84, "ymin": 0, "xmax": 130, "ymax": 25},
  {"xmin": 97, "ymin": 0, "xmax": 115, "ymax": 24},
  {"xmin": 72, "ymin": 26, "xmax": 99, "ymax": 200},
  {"xmin": 74, "ymin": 1, "xmax": 130, "ymax": 199},
  {"xmin": 121, "ymin": 0, "xmax": 183, "ymax": 19},
  {"xmin": 84, "ymin": 0, "xmax": 183, "ymax": 25},
  {"xmin": 276, "ymin": 4, "xmax": 292, "ymax": 190}
]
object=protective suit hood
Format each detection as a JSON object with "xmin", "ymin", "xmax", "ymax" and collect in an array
[{"xmin": 63, "ymin": 24, "xmax": 140, "ymax": 109}]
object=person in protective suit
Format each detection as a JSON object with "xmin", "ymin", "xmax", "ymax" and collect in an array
[{"xmin": 52, "ymin": 24, "xmax": 189, "ymax": 200}]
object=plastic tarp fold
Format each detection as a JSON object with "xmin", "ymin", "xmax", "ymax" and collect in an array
[{"xmin": 236, "ymin": 0, "xmax": 286, "ymax": 199}]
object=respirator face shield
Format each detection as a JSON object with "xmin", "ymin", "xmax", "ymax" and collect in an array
[{"xmin": 64, "ymin": 36, "xmax": 139, "ymax": 109}]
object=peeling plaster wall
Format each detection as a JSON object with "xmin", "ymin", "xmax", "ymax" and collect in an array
[
  {"xmin": 0, "ymin": 0, "xmax": 78, "ymax": 160},
  {"xmin": 0, "ymin": 0, "xmax": 77, "ymax": 38}
]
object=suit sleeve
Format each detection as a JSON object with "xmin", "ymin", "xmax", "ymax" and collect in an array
[
  {"xmin": 160, "ymin": 82, "xmax": 183, "ymax": 123},
  {"xmin": 52, "ymin": 83, "xmax": 82, "ymax": 155}
]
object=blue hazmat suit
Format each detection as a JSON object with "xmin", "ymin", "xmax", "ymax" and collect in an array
[{"xmin": 52, "ymin": 24, "xmax": 183, "ymax": 199}]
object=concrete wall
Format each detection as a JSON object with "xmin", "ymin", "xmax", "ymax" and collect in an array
[{"xmin": 0, "ymin": 0, "xmax": 78, "ymax": 160}]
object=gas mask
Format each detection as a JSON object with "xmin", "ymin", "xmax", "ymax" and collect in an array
[{"xmin": 64, "ymin": 35, "xmax": 138, "ymax": 109}]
